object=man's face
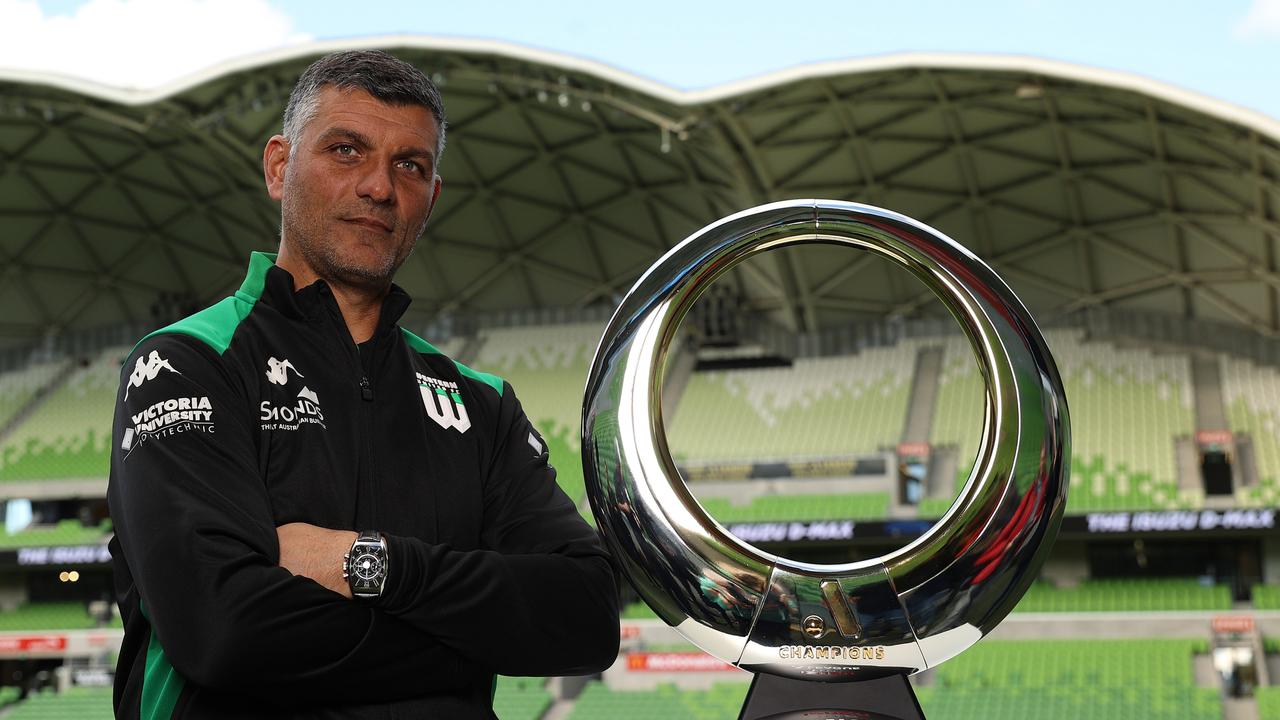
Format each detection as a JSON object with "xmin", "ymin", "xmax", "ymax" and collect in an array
[{"xmin": 269, "ymin": 86, "xmax": 442, "ymax": 290}]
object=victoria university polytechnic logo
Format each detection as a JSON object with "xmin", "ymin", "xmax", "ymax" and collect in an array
[{"xmin": 120, "ymin": 352, "xmax": 214, "ymax": 457}]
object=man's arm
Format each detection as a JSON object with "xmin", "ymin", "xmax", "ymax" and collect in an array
[
  {"xmin": 374, "ymin": 384, "xmax": 619, "ymax": 676},
  {"xmin": 109, "ymin": 334, "xmax": 483, "ymax": 702}
]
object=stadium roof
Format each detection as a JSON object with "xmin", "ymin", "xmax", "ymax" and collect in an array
[{"xmin": 0, "ymin": 37, "xmax": 1277, "ymax": 350}]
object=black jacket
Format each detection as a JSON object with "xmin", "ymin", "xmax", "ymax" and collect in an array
[{"xmin": 107, "ymin": 252, "xmax": 619, "ymax": 719}]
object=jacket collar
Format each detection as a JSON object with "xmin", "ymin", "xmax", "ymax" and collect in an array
[{"xmin": 241, "ymin": 251, "xmax": 412, "ymax": 338}]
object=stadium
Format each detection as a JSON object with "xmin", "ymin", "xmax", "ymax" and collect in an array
[{"xmin": 1, "ymin": 35, "xmax": 1279, "ymax": 718}]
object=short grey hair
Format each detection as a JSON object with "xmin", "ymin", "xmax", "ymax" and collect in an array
[{"xmin": 282, "ymin": 50, "xmax": 447, "ymax": 162}]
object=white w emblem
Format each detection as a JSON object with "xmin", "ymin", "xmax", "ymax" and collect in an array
[{"xmin": 418, "ymin": 374, "xmax": 470, "ymax": 433}]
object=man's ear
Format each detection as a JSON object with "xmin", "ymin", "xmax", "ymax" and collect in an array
[
  {"xmin": 423, "ymin": 175, "xmax": 443, "ymax": 225},
  {"xmin": 263, "ymin": 135, "xmax": 290, "ymax": 201}
]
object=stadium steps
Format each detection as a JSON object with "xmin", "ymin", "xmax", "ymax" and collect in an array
[
  {"xmin": 1191, "ymin": 355, "xmax": 1228, "ymax": 434},
  {"xmin": 1221, "ymin": 355, "xmax": 1280, "ymax": 506},
  {"xmin": 900, "ymin": 345, "xmax": 943, "ymax": 443}
]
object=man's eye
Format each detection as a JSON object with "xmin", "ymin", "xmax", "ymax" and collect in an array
[
  {"xmin": 335, "ymin": 145, "xmax": 357, "ymax": 156},
  {"xmin": 397, "ymin": 160, "xmax": 422, "ymax": 173}
]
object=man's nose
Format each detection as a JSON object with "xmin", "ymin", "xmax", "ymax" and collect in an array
[{"xmin": 355, "ymin": 160, "xmax": 395, "ymax": 204}]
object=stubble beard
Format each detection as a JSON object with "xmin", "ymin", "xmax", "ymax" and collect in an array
[{"xmin": 281, "ymin": 193, "xmax": 423, "ymax": 293}]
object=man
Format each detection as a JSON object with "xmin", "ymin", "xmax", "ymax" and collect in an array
[{"xmin": 107, "ymin": 50, "xmax": 620, "ymax": 719}]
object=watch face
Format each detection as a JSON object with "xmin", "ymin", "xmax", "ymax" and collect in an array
[{"xmin": 351, "ymin": 551, "xmax": 384, "ymax": 583}]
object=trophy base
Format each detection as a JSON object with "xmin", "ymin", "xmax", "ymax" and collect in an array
[{"xmin": 737, "ymin": 672, "xmax": 926, "ymax": 720}]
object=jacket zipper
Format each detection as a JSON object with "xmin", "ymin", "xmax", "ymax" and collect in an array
[
  {"xmin": 356, "ymin": 343, "xmax": 377, "ymax": 525},
  {"xmin": 322, "ymin": 285, "xmax": 379, "ymax": 527}
]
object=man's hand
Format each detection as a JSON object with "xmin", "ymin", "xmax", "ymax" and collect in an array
[{"xmin": 277, "ymin": 523, "xmax": 358, "ymax": 598}]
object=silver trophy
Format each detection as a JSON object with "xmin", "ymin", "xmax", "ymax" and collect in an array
[{"xmin": 582, "ymin": 200, "xmax": 1070, "ymax": 719}]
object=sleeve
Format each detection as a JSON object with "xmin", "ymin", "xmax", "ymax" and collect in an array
[
  {"xmin": 375, "ymin": 383, "xmax": 620, "ymax": 676},
  {"xmin": 108, "ymin": 334, "xmax": 485, "ymax": 702}
]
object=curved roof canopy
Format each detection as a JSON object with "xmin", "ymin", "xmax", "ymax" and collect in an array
[{"xmin": 0, "ymin": 38, "xmax": 1277, "ymax": 350}]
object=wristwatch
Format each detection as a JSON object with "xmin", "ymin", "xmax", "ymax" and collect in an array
[{"xmin": 343, "ymin": 530, "xmax": 388, "ymax": 600}]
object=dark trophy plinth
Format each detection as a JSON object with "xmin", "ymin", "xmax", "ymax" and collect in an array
[{"xmin": 739, "ymin": 672, "xmax": 925, "ymax": 720}]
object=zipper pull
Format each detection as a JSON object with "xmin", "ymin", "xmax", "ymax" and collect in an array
[{"xmin": 360, "ymin": 376, "xmax": 374, "ymax": 401}]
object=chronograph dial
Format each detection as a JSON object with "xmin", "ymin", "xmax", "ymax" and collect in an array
[{"xmin": 343, "ymin": 531, "xmax": 389, "ymax": 599}]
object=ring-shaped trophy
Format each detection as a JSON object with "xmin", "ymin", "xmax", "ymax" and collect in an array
[{"xmin": 582, "ymin": 200, "xmax": 1070, "ymax": 720}]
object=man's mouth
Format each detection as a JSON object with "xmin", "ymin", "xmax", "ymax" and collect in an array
[{"xmin": 343, "ymin": 216, "xmax": 393, "ymax": 234}]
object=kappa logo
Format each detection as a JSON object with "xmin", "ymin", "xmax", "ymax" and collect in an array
[
  {"xmin": 265, "ymin": 357, "xmax": 303, "ymax": 386},
  {"xmin": 417, "ymin": 373, "xmax": 470, "ymax": 434},
  {"xmin": 125, "ymin": 351, "xmax": 178, "ymax": 400}
]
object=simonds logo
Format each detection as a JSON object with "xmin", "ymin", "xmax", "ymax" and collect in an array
[{"xmin": 261, "ymin": 386, "xmax": 326, "ymax": 431}]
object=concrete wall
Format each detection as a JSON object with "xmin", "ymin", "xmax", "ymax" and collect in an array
[{"xmin": 1039, "ymin": 540, "xmax": 1089, "ymax": 587}]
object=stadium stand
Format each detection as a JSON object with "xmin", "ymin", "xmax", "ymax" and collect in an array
[
  {"xmin": 1013, "ymin": 579, "xmax": 1232, "ymax": 612},
  {"xmin": 1254, "ymin": 583, "xmax": 1280, "ymax": 609},
  {"xmin": 566, "ymin": 681, "xmax": 749, "ymax": 720},
  {"xmin": 0, "ymin": 687, "xmax": 18, "ymax": 710},
  {"xmin": 0, "ymin": 358, "xmax": 71, "ymax": 430},
  {"xmin": 1052, "ymin": 332, "xmax": 1198, "ymax": 512},
  {"xmin": 915, "ymin": 638, "xmax": 1219, "ymax": 720},
  {"xmin": 0, "ymin": 519, "xmax": 111, "ymax": 549},
  {"xmin": 917, "ymin": 495, "xmax": 959, "ymax": 518},
  {"xmin": 931, "ymin": 331, "xmax": 1198, "ymax": 513},
  {"xmin": 668, "ymin": 345, "xmax": 917, "ymax": 461},
  {"xmin": 0, "ymin": 603, "xmax": 98, "ymax": 631},
  {"xmin": 929, "ymin": 336, "xmax": 986, "ymax": 487},
  {"xmin": 0, "ymin": 347, "xmax": 128, "ymax": 482},
  {"xmin": 914, "ymin": 685, "xmax": 1221, "ymax": 720},
  {"xmin": 622, "ymin": 579, "xmax": 1236, "ymax": 617},
  {"xmin": 1260, "ymin": 687, "xmax": 1280, "ymax": 720},
  {"xmin": 622, "ymin": 601, "xmax": 658, "ymax": 619},
  {"xmin": 1220, "ymin": 355, "xmax": 1280, "ymax": 506},
  {"xmin": 473, "ymin": 323, "xmax": 601, "ymax": 503},
  {"xmin": 423, "ymin": 336, "xmax": 464, "ymax": 360},
  {"xmin": 3, "ymin": 687, "xmax": 113, "ymax": 720},
  {"xmin": 492, "ymin": 676, "xmax": 554, "ymax": 720}
]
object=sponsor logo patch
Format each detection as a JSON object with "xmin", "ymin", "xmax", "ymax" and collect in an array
[
  {"xmin": 261, "ymin": 386, "xmax": 326, "ymax": 431},
  {"xmin": 265, "ymin": 357, "xmax": 303, "ymax": 386},
  {"xmin": 122, "ymin": 395, "xmax": 215, "ymax": 458},
  {"xmin": 125, "ymin": 351, "xmax": 178, "ymax": 400},
  {"xmin": 417, "ymin": 373, "xmax": 470, "ymax": 434}
]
